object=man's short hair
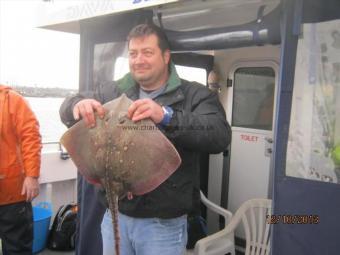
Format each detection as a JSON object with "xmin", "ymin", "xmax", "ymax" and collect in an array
[{"xmin": 127, "ymin": 23, "xmax": 170, "ymax": 52}]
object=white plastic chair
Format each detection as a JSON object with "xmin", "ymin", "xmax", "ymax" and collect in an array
[{"xmin": 194, "ymin": 192, "xmax": 272, "ymax": 255}]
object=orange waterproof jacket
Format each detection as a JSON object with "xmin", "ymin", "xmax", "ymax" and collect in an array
[{"xmin": 0, "ymin": 85, "xmax": 42, "ymax": 205}]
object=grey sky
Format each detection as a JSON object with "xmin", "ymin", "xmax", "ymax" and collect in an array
[{"xmin": 0, "ymin": 0, "xmax": 80, "ymax": 89}]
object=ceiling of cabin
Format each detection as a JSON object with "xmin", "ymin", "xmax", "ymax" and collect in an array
[
  {"xmin": 39, "ymin": 0, "xmax": 280, "ymax": 34},
  {"xmin": 154, "ymin": 0, "xmax": 281, "ymax": 31}
]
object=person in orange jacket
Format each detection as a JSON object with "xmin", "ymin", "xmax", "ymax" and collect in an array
[{"xmin": 0, "ymin": 84, "xmax": 42, "ymax": 255}]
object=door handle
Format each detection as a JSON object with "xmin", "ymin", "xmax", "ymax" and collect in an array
[
  {"xmin": 265, "ymin": 137, "xmax": 273, "ymax": 157},
  {"xmin": 265, "ymin": 137, "xmax": 273, "ymax": 143}
]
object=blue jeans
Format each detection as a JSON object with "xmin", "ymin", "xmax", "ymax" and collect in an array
[{"xmin": 101, "ymin": 210, "xmax": 187, "ymax": 255}]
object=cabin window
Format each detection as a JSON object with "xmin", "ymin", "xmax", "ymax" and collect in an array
[
  {"xmin": 232, "ymin": 67, "xmax": 275, "ymax": 130},
  {"xmin": 286, "ymin": 20, "xmax": 340, "ymax": 184},
  {"xmin": 175, "ymin": 65, "xmax": 207, "ymax": 85},
  {"xmin": 93, "ymin": 42, "xmax": 128, "ymax": 89},
  {"xmin": 114, "ymin": 57, "xmax": 129, "ymax": 81}
]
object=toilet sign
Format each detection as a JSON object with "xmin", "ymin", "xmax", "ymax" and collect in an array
[{"xmin": 241, "ymin": 134, "xmax": 259, "ymax": 142}]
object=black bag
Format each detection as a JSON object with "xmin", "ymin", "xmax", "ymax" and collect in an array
[{"xmin": 47, "ymin": 204, "xmax": 77, "ymax": 251}]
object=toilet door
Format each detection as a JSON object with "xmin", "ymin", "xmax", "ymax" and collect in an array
[{"xmin": 226, "ymin": 62, "xmax": 278, "ymax": 215}]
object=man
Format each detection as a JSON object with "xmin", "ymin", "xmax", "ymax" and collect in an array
[
  {"xmin": 0, "ymin": 85, "xmax": 42, "ymax": 255},
  {"xmin": 60, "ymin": 23, "xmax": 231, "ymax": 255}
]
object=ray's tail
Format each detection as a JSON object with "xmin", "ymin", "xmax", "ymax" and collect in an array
[
  {"xmin": 104, "ymin": 175, "xmax": 120, "ymax": 255},
  {"xmin": 112, "ymin": 195, "xmax": 120, "ymax": 255},
  {"xmin": 104, "ymin": 134, "xmax": 121, "ymax": 255}
]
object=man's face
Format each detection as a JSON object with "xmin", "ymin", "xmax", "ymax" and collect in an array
[{"xmin": 128, "ymin": 34, "xmax": 170, "ymax": 90}]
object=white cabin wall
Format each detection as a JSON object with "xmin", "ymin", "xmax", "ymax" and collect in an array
[{"xmin": 207, "ymin": 45, "xmax": 280, "ymax": 233}]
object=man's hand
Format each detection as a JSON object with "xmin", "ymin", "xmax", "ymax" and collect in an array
[
  {"xmin": 21, "ymin": 176, "xmax": 39, "ymax": 202},
  {"xmin": 73, "ymin": 99, "xmax": 105, "ymax": 128},
  {"xmin": 127, "ymin": 98, "xmax": 164, "ymax": 123}
]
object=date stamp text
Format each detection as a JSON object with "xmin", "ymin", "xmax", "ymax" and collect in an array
[{"xmin": 266, "ymin": 214, "xmax": 319, "ymax": 224}]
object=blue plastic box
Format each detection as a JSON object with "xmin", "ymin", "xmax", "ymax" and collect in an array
[{"xmin": 32, "ymin": 202, "xmax": 52, "ymax": 254}]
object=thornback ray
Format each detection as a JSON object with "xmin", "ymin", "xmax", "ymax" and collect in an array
[{"xmin": 60, "ymin": 94, "xmax": 181, "ymax": 255}]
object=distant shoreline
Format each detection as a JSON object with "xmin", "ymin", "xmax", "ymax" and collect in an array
[
  {"xmin": 13, "ymin": 86, "xmax": 77, "ymax": 98},
  {"xmin": 24, "ymin": 95, "xmax": 67, "ymax": 98}
]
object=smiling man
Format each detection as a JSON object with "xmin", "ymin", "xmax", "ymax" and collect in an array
[{"xmin": 60, "ymin": 23, "xmax": 231, "ymax": 255}]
